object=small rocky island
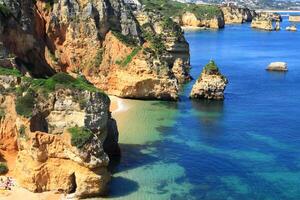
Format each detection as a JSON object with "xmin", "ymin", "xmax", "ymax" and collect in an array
[
  {"xmin": 266, "ymin": 62, "xmax": 288, "ymax": 72},
  {"xmin": 190, "ymin": 61, "xmax": 228, "ymax": 100}
]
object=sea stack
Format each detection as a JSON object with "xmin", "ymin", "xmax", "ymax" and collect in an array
[
  {"xmin": 286, "ymin": 25, "xmax": 297, "ymax": 32},
  {"xmin": 190, "ymin": 61, "xmax": 228, "ymax": 100},
  {"xmin": 266, "ymin": 62, "xmax": 288, "ymax": 72}
]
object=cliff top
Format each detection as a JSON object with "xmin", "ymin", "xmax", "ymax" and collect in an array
[{"xmin": 140, "ymin": 0, "xmax": 223, "ymax": 19}]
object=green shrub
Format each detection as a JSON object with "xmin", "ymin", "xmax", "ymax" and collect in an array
[
  {"xmin": 68, "ymin": 126, "xmax": 93, "ymax": 149},
  {"xmin": 116, "ymin": 47, "xmax": 141, "ymax": 67},
  {"xmin": 204, "ymin": 60, "xmax": 220, "ymax": 74},
  {"xmin": 15, "ymin": 90, "xmax": 35, "ymax": 117},
  {"xmin": 0, "ymin": 3, "xmax": 11, "ymax": 17},
  {"xmin": 0, "ymin": 67, "xmax": 22, "ymax": 77},
  {"xmin": 0, "ymin": 163, "xmax": 8, "ymax": 175},
  {"xmin": 142, "ymin": 31, "xmax": 166, "ymax": 55}
]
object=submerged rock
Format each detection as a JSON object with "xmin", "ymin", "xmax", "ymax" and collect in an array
[
  {"xmin": 266, "ymin": 62, "xmax": 288, "ymax": 72},
  {"xmin": 190, "ymin": 61, "xmax": 228, "ymax": 100}
]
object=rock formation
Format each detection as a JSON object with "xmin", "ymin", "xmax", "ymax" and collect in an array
[
  {"xmin": 286, "ymin": 25, "xmax": 297, "ymax": 32},
  {"xmin": 179, "ymin": 11, "xmax": 225, "ymax": 29},
  {"xmin": 0, "ymin": 71, "xmax": 120, "ymax": 198},
  {"xmin": 190, "ymin": 61, "xmax": 228, "ymax": 100},
  {"xmin": 289, "ymin": 15, "xmax": 300, "ymax": 22},
  {"xmin": 221, "ymin": 5, "xmax": 256, "ymax": 24},
  {"xmin": 251, "ymin": 12, "xmax": 282, "ymax": 31},
  {"xmin": 266, "ymin": 62, "xmax": 288, "ymax": 72},
  {"xmin": 251, "ymin": 13, "xmax": 274, "ymax": 31},
  {"xmin": 0, "ymin": 0, "xmax": 191, "ymax": 101}
]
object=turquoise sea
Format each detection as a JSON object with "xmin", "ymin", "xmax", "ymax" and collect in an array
[{"xmin": 106, "ymin": 16, "xmax": 300, "ymax": 200}]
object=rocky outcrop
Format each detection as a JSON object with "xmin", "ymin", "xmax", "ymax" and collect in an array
[
  {"xmin": 179, "ymin": 11, "xmax": 225, "ymax": 29},
  {"xmin": 251, "ymin": 13, "xmax": 274, "ymax": 31},
  {"xmin": 0, "ymin": 0, "xmax": 191, "ymax": 100},
  {"xmin": 286, "ymin": 25, "xmax": 297, "ymax": 32},
  {"xmin": 266, "ymin": 62, "xmax": 288, "ymax": 72},
  {"xmin": 289, "ymin": 15, "xmax": 300, "ymax": 22},
  {"xmin": 190, "ymin": 61, "xmax": 228, "ymax": 100},
  {"xmin": 0, "ymin": 73, "xmax": 120, "ymax": 198},
  {"xmin": 221, "ymin": 5, "xmax": 256, "ymax": 24}
]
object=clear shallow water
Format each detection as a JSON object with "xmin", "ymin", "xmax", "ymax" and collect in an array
[{"xmin": 105, "ymin": 17, "xmax": 300, "ymax": 200}]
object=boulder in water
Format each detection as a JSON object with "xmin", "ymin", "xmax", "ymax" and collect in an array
[{"xmin": 266, "ymin": 62, "xmax": 288, "ymax": 72}]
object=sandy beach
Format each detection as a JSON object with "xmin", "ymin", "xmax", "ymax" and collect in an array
[{"xmin": 109, "ymin": 95, "xmax": 128, "ymax": 113}]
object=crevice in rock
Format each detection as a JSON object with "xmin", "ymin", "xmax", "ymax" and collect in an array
[{"xmin": 69, "ymin": 173, "xmax": 77, "ymax": 194}]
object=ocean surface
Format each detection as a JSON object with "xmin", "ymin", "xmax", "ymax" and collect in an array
[{"xmin": 106, "ymin": 16, "xmax": 300, "ymax": 200}]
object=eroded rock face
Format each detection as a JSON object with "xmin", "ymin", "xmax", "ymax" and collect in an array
[
  {"xmin": 0, "ymin": 76, "xmax": 119, "ymax": 198},
  {"xmin": 251, "ymin": 12, "xmax": 282, "ymax": 31},
  {"xmin": 221, "ymin": 6, "xmax": 256, "ymax": 24},
  {"xmin": 0, "ymin": 0, "xmax": 191, "ymax": 100},
  {"xmin": 251, "ymin": 14, "xmax": 273, "ymax": 31},
  {"xmin": 180, "ymin": 12, "xmax": 225, "ymax": 29},
  {"xmin": 190, "ymin": 62, "xmax": 228, "ymax": 100}
]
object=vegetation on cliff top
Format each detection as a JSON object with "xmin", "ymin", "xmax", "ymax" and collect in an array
[
  {"xmin": 140, "ymin": 0, "xmax": 222, "ymax": 19},
  {"xmin": 9, "ymin": 72, "xmax": 105, "ymax": 117},
  {"xmin": 29, "ymin": 73, "xmax": 102, "ymax": 93},
  {"xmin": 204, "ymin": 60, "xmax": 220, "ymax": 74},
  {"xmin": 68, "ymin": 126, "xmax": 93, "ymax": 149}
]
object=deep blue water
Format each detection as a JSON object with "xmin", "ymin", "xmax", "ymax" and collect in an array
[{"xmin": 106, "ymin": 16, "xmax": 300, "ymax": 200}]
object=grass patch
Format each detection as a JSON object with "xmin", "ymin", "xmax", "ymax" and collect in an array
[
  {"xmin": 0, "ymin": 163, "xmax": 8, "ymax": 175},
  {"xmin": 0, "ymin": 67, "xmax": 22, "ymax": 77},
  {"xmin": 29, "ymin": 73, "xmax": 103, "ymax": 94},
  {"xmin": 116, "ymin": 47, "xmax": 141, "ymax": 67},
  {"xmin": 68, "ymin": 126, "xmax": 93, "ymax": 149}
]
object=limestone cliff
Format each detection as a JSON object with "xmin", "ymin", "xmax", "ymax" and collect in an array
[
  {"xmin": 251, "ymin": 12, "xmax": 282, "ymax": 31},
  {"xmin": 0, "ymin": 72, "xmax": 119, "ymax": 198},
  {"xmin": 179, "ymin": 11, "xmax": 225, "ymax": 29},
  {"xmin": 0, "ymin": 0, "xmax": 191, "ymax": 100},
  {"xmin": 190, "ymin": 61, "xmax": 228, "ymax": 100},
  {"xmin": 221, "ymin": 5, "xmax": 256, "ymax": 24}
]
